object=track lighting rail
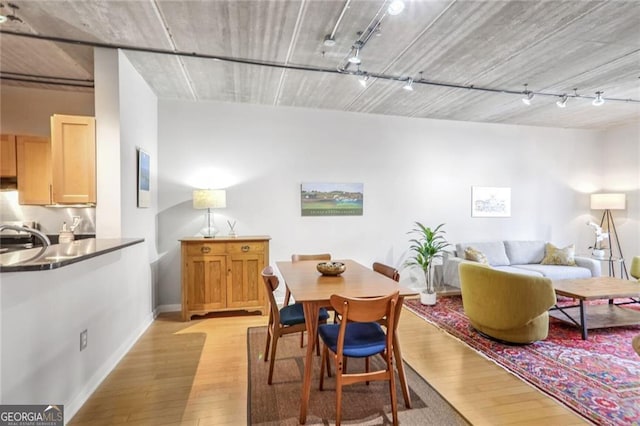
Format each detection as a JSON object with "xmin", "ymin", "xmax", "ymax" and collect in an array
[{"xmin": 1, "ymin": 29, "xmax": 638, "ymax": 105}]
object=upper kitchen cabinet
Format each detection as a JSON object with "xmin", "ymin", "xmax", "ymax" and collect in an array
[
  {"xmin": 1, "ymin": 134, "xmax": 17, "ymax": 177},
  {"xmin": 16, "ymin": 135, "xmax": 52, "ymax": 205},
  {"xmin": 50, "ymin": 114, "xmax": 96, "ymax": 204}
]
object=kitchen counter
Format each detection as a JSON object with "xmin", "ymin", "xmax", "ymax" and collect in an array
[{"xmin": 0, "ymin": 238, "xmax": 144, "ymax": 272}]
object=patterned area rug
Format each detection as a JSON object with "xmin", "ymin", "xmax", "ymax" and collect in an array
[
  {"xmin": 404, "ymin": 296, "xmax": 640, "ymax": 425},
  {"xmin": 247, "ymin": 326, "xmax": 469, "ymax": 425}
]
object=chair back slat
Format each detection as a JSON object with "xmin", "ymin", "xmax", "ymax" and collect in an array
[
  {"xmin": 291, "ymin": 253, "xmax": 332, "ymax": 262},
  {"xmin": 372, "ymin": 262, "xmax": 400, "ymax": 282},
  {"xmin": 330, "ymin": 292, "xmax": 399, "ymax": 323}
]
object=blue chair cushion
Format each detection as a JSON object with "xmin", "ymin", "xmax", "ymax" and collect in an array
[
  {"xmin": 279, "ymin": 303, "xmax": 330, "ymax": 326},
  {"xmin": 318, "ymin": 322, "xmax": 387, "ymax": 358}
]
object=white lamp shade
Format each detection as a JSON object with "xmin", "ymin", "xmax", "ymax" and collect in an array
[
  {"xmin": 193, "ymin": 189, "xmax": 227, "ymax": 209},
  {"xmin": 590, "ymin": 193, "xmax": 626, "ymax": 210}
]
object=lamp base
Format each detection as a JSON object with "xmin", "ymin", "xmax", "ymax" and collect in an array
[{"xmin": 200, "ymin": 226, "xmax": 219, "ymax": 238}]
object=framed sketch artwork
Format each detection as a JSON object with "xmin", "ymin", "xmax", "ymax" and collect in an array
[
  {"xmin": 471, "ymin": 186, "xmax": 511, "ymax": 217},
  {"xmin": 137, "ymin": 148, "xmax": 151, "ymax": 208}
]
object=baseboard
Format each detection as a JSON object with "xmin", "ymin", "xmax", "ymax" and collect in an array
[
  {"xmin": 156, "ymin": 304, "xmax": 181, "ymax": 314},
  {"xmin": 65, "ymin": 310, "xmax": 155, "ymax": 422}
]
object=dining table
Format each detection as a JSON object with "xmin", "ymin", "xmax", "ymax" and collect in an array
[{"xmin": 276, "ymin": 259, "xmax": 419, "ymax": 424}]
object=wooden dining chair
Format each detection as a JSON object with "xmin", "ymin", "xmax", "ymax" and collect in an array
[
  {"xmin": 261, "ymin": 266, "xmax": 329, "ymax": 384},
  {"xmin": 373, "ymin": 262, "xmax": 400, "ymax": 282},
  {"xmin": 318, "ymin": 291, "xmax": 400, "ymax": 426}
]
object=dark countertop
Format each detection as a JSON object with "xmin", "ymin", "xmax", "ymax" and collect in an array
[{"xmin": 0, "ymin": 238, "xmax": 145, "ymax": 272}]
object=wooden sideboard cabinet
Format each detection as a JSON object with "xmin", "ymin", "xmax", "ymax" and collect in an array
[{"xmin": 180, "ymin": 236, "xmax": 270, "ymax": 321}]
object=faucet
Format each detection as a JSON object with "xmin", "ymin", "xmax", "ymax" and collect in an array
[{"xmin": 0, "ymin": 224, "xmax": 51, "ymax": 247}]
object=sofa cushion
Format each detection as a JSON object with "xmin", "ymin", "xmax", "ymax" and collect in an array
[
  {"xmin": 464, "ymin": 247, "xmax": 489, "ymax": 264},
  {"xmin": 456, "ymin": 242, "xmax": 510, "ymax": 266},
  {"xmin": 512, "ymin": 264, "xmax": 592, "ymax": 280},
  {"xmin": 504, "ymin": 241, "xmax": 545, "ymax": 265},
  {"xmin": 541, "ymin": 243, "xmax": 576, "ymax": 266}
]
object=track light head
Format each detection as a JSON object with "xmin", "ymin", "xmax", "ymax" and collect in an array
[
  {"xmin": 592, "ymin": 91, "xmax": 605, "ymax": 106},
  {"xmin": 387, "ymin": 0, "xmax": 405, "ymax": 15},
  {"xmin": 522, "ymin": 91, "xmax": 534, "ymax": 105},
  {"xmin": 323, "ymin": 34, "xmax": 336, "ymax": 47},
  {"xmin": 358, "ymin": 73, "xmax": 369, "ymax": 87},
  {"xmin": 348, "ymin": 46, "xmax": 361, "ymax": 64},
  {"xmin": 556, "ymin": 95, "xmax": 568, "ymax": 108},
  {"xmin": 402, "ymin": 77, "xmax": 414, "ymax": 91}
]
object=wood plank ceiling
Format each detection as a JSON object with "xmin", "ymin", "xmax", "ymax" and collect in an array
[{"xmin": 0, "ymin": 0, "xmax": 638, "ymax": 130}]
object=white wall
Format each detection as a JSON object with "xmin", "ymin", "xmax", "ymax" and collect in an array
[
  {"xmin": 600, "ymin": 122, "xmax": 640, "ymax": 273},
  {"xmin": 156, "ymin": 99, "xmax": 605, "ymax": 306},
  {"xmin": 117, "ymin": 50, "xmax": 159, "ymax": 303},
  {"xmin": 94, "ymin": 48, "xmax": 122, "ymax": 238}
]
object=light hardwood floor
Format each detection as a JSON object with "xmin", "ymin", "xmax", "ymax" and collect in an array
[{"xmin": 69, "ymin": 306, "xmax": 586, "ymax": 425}]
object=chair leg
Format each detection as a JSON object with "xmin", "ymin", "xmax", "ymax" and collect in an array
[
  {"xmin": 263, "ymin": 326, "xmax": 272, "ymax": 362},
  {"xmin": 267, "ymin": 330, "xmax": 279, "ymax": 385},
  {"xmin": 335, "ymin": 357, "xmax": 343, "ymax": 426},
  {"xmin": 315, "ymin": 332, "xmax": 320, "ymax": 356},
  {"xmin": 300, "ymin": 331, "xmax": 304, "ymax": 348},
  {"xmin": 319, "ymin": 345, "xmax": 326, "ymax": 390},
  {"xmin": 326, "ymin": 348, "xmax": 332, "ymax": 378},
  {"xmin": 388, "ymin": 356, "xmax": 398, "ymax": 426},
  {"xmin": 365, "ymin": 356, "xmax": 370, "ymax": 385},
  {"xmin": 343, "ymin": 356, "xmax": 348, "ymax": 373}
]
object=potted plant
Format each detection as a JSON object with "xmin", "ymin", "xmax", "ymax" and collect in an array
[
  {"xmin": 586, "ymin": 221, "xmax": 608, "ymax": 259},
  {"xmin": 406, "ymin": 222, "xmax": 450, "ymax": 305}
]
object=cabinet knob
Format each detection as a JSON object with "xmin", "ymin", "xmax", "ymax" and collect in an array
[
  {"xmin": 241, "ymin": 245, "xmax": 250, "ymax": 252},
  {"xmin": 201, "ymin": 246, "xmax": 211, "ymax": 254}
]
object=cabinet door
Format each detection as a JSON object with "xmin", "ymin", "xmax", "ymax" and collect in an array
[
  {"xmin": 0, "ymin": 134, "xmax": 17, "ymax": 177},
  {"xmin": 227, "ymin": 252, "xmax": 265, "ymax": 309},
  {"xmin": 184, "ymin": 255, "xmax": 227, "ymax": 315},
  {"xmin": 16, "ymin": 136, "xmax": 52, "ymax": 205},
  {"xmin": 50, "ymin": 114, "xmax": 96, "ymax": 204}
]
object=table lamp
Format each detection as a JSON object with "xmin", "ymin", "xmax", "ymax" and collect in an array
[{"xmin": 193, "ymin": 189, "xmax": 226, "ymax": 238}]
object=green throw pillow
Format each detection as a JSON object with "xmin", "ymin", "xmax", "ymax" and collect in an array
[
  {"xmin": 541, "ymin": 243, "xmax": 576, "ymax": 266},
  {"xmin": 464, "ymin": 246, "xmax": 489, "ymax": 264}
]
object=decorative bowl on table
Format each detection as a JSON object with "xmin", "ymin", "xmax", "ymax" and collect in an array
[{"xmin": 317, "ymin": 261, "xmax": 346, "ymax": 276}]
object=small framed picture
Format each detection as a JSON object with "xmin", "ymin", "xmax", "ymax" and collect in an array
[
  {"xmin": 471, "ymin": 186, "xmax": 511, "ymax": 217},
  {"xmin": 137, "ymin": 148, "xmax": 150, "ymax": 208}
]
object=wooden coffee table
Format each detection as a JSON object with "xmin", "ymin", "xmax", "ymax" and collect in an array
[{"xmin": 550, "ymin": 277, "xmax": 640, "ymax": 339}]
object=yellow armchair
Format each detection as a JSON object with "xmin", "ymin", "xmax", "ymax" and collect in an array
[
  {"xmin": 630, "ymin": 256, "xmax": 640, "ymax": 281},
  {"xmin": 459, "ymin": 263, "xmax": 557, "ymax": 344}
]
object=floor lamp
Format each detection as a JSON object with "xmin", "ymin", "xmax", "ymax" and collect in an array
[
  {"xmin": 590, "ymin": 193, "xmax": 628, "ymax": 279},
  {"xmin": 193, "ymin": 189, "xmax": 227, "ymax": 238}
]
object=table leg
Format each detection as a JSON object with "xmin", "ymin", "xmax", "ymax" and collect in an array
[
  {"xmin": 393, "ymin": 296, "xmax": 412, "ymax": 408},
  {"xmin": 579, "ymin": 300, "xmax": 588, "ymax": 340},
  {"xmin": 300, "ymin": 301, "xmax": 319, "ymax": 424}
]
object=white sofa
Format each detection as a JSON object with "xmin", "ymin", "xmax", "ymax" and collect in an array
[{"xmin": 443, "ymin": 240, "xmax": 601, "ymax": 288}]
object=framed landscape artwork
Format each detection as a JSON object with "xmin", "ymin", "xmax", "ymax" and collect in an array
[
  {"xmin": 301, "ymin": 182, "xmax": 364, "ymax": 216},
  {"xmin": 471, "ymin": 186, "xmax": 511, "ymax": 217},
  {"xmin": 137, "ymin": 148, "xmax": 150, "ymax": 208}
]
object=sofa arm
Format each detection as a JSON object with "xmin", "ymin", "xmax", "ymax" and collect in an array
[
  {"xmin": 443, "ymin": 255, "xmax": 474, "ymax": 288},
  {"xmin": 574, "ymin": 256, "xmax": 601, "ymax": 277}
]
